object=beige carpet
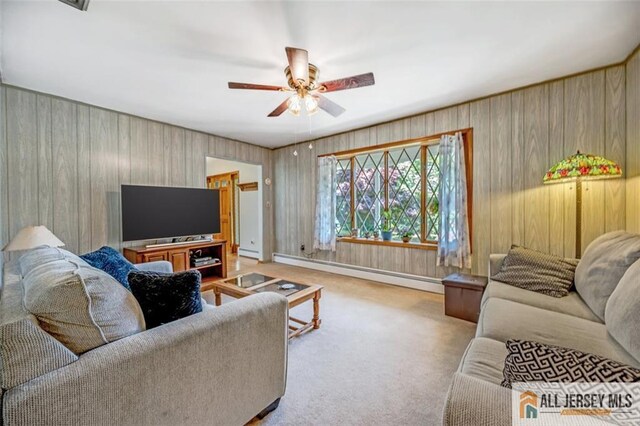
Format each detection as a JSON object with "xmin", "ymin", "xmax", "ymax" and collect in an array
[{"xmin": 212, "ymin": 260, "xmax": 476, "ymax": 426}]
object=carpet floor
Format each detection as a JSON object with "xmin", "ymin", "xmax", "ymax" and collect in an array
[{"xmin": 211, "ymin": 260, "xmax": 476, "ymax": 426}]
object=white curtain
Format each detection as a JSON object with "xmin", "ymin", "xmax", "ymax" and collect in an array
[
  {"xmin": 437, "ymin": 132, "xmax": 471, "ymax": 269},
  {"xmin": 313, "ymin": 156, "xmax": 338, "ymax": 251}
]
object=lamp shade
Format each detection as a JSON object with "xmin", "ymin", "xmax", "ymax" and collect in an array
[
  {"xmin": 3, "ymin": 226, "xmax": 65, "ymax": 251},
  {"xmin": 543, "ymin": 151, "xmax": 622, "ymax": 184}
]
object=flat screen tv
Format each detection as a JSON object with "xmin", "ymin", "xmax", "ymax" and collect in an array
[{"xmin": 121, "ymin": 185, "xmax": 220, "ymax": 242}]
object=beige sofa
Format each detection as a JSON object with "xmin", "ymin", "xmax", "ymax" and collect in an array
[
  {"xmin": 443, "ymin": 252, "xmax": 640, "ymax": 426},
  {"xmin": 0, "ymin": 255, "xmax": 289, "ymax": 425}
]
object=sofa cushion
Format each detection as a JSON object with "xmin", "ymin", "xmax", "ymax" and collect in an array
[
  {"xmin": 22, "ymin": 249, "xmax": 146, "ymax": 354},
  {"xmin": 605, "ymin": 259, "xmax": 640, "ymax": 363},
  {"xmin": 128, "ymin": 270, "xmax": 203, "ymax": 329},
  {"xmin": 501, "ymin": 339, "xmax": 640, "ymax": 388},
  {"xmin": 443, "ymin": 373, "xmax": 511, "ymax": 426},
  {"xmin": 477, "ymin": 298, "xmax": 638, "ymax": 367},
  {"xmin": 575, "ymin": 231, "xmax": 640, "ymax": 321},
  {"xmin": 80, "ymin": 246, "xmax": 138, "ymax": 290},
  {"xmin": 0, "ymin": 261, "xmax": 78, "ymax": 389},
  {"xmin": 457, "ymin": 337, "xmax": 507, "ymax": 386},
  {"xmin": 482, "ymin": 280, "xmax": 600, "ymax": 322},
  {"xmin": 490, "ymin": 245, "xmax": 578, "ymax": 297}
]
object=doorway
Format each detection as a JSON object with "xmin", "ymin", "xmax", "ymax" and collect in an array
[{"xmin": 206, "ymin": 158, "xmax": 263, "ymax": 261}]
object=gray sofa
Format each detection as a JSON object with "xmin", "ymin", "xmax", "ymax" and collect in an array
[
  {"xmin": 0, "ymin": 255, "xmax": 289, "ymax": 426},
  {"xmin": 443, "ymin": 251, "xmax": 640, "ymax": 426}
]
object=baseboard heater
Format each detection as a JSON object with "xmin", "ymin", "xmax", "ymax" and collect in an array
[{"xmin": 272, "ymin": 253, "xmax": 443, "ymax": 294}]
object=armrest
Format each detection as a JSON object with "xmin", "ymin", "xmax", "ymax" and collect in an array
[
  {"xmin": 134, "ymin": 260, "xmax": 173, "ymax": 273},
  {"xmin": 4, "ymin": 293, "xmax": 288, "ymax": 426},
  {"xmin": 489, "ymin": 254, "xmax": 507, "ymax": 277},
  {"xmin": 443, "ymin": 373, "xmax": 511, "ymax": 426}
]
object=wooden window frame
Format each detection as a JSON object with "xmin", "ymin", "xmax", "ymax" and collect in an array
[{"xmin": 324, "ymin": 128, "xmax": 474, "ymax": 251}]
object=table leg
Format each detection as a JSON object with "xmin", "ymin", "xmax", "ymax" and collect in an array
[
  {"xmin": 312, "ymin": 290, "xmax": 321, "ymax": 329},
  {"xmin": 214, "ymin": 288, "xmax": 222, "ymax": 306}
]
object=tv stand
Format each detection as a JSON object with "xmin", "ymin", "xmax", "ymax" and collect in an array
[{"xmin": 124, "ymin": 239, "xmax": 227, "ymax": 282}]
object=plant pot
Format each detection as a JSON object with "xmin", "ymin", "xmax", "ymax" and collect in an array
[
  {"xmin": 382, "ymin": 231, "xmax": 392, "ymax": 241},
  {"xmin": 402, "ymin": 236, "xmax": 411, "ymax": 243}
]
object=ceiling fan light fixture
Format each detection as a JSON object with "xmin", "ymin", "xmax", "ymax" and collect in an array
[
  {"xmin": 304, "ymin": 94, "xmax": 319, "ymax": 115},
  {"xmin": 287, "ymin": 94, "xmax": 302, "ymax": 116}
]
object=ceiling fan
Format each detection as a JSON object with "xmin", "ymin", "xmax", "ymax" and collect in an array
[{"xmin": 228, "ymin": 47, "xmax": 375, "ymax": 118}]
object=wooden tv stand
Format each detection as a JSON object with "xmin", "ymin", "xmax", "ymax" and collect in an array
[{"xmin": 124, "ymin": 239, "xmax": 227, "ymax": 282}]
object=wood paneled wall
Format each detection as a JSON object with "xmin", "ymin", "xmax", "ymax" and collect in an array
[
  {"xmin": 274, "ymin": 64, "xmax": 629, "ymax": 277},
  {"xmin": 0, "ymin": 85, "xmax": 274, "ymax": 261},
  {"xmin": 627, "ymin": 49, "xmax": 640, "ymax": 234}
]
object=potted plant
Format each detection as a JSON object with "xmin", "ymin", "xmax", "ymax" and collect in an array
[
  {"xmin": 401, "ymin": 230, "xmax": 413, "ymax": 243},
  {"xmin": 381, "ymin": 210, "xmax": 393, "ymax": 241},
  {"xmin": 372, "ymin": 230, "xmax": 380, "ymax": 239},
  {"xmin": 428, "ymin": 198, "xmax": 439, "ymax": 216}
]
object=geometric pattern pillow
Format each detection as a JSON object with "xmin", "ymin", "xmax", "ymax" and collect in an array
[
  {"xmin": 128, "ymin": 270, "xmax": 203, "ymax": 329},
  {"xmin": 491, "ymin": 245, "xmax": 579, "ymax": 297},
  {"xmin": 80, "ymin": 246, "xmax": 138, "ymax": 291},
  {"xmin": 502, "ymin": 339, "xmax": 640, "ymax": 388}
]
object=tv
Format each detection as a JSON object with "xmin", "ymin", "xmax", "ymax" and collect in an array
[{"xmin": 121, "ymin": 185, "xmax": 220, "ymax": 242}]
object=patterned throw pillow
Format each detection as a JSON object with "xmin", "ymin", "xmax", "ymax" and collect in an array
[
  {"xmin": 128, "ymin": 270, "xmax": 203, "ymax": 329},
  {"xmin": 502, "ymin": 339, "xmax": 640, "ymax": 388},
  {"xmin": 80, "ymin": 246, "xmax": 138, "ymax": 291},
  {"xmin": 491, "ymin": 245, "xmax": 578, "ymax": 297}
]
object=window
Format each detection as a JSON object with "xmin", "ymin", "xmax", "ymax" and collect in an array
[{"xmin": 332, "ymin": 130, "xmax": 472, "ymax": 246}]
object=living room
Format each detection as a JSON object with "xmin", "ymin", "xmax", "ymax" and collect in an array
[{"xmin": 1, "ymin": 1, "xmax": 640, "ymax": 425}]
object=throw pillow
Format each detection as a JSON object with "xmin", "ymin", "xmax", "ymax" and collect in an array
[
  {"xmin": 501, "ymin": 339, "xmax": 640, "ymax": 388},
  {"xmin": 80, "ymin": 246, "xmax": 138, "ymax": 290},
  {"xmin": 128, "ymin": 270, "xmax": 203, "ymax": 329},
  {"xmin": 491, "ymin": 245, "xmax": 578, "ymax": 297},
  {"xmin": 22, "ymin": 248, "xmax": 146, "ymax": 354},
  {"xmin": 574, "ymin": 231, "xmax": 640, "ymax": 321}
]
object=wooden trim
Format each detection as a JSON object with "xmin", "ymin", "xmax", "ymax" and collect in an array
[
  {"xmin": 319, "ymin": 129, "xmax": 465, "ymax": 159},
  {"xmin": 464, "ymin": 130, "xmax": 474, "ymax": 253},
  {"xmin": 238, "ymin": 181, "xmax": 258, "ymax": 191},
  {"xmin": 624, "ymin": 42, "xmax": 640, "ymax": 64},
  {"xmin": 420, "ymin": 145, "xmax": 427, "ymax": 243},
  {"xmin": 349, "ymin": 156, "xmax": 355, "ymax": 231},
  {"xmin": 383, "ymin": 151, "xmax": 389, "ymax": 210},
  {"xmin": 338, "ymin": 237, "xmax": 437, "ymax": 251}
]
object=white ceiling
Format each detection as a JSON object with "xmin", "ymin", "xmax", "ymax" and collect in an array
[{"xmin": 2, "ymin": 1, "xmax": 639, "ymax": 148}]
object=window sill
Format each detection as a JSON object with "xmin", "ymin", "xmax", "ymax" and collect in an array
[{"xmin": 337, "ymin": 237, "xmax": 438, "ymax": 251}]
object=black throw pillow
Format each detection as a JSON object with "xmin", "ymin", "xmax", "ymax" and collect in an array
[{"xmin": 128, "ymin": 270, "xmax": 203, "ymax": 329}]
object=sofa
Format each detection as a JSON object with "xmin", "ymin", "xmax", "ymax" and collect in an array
[
  {"xmin": 0, "ymin": 250, "xmax": 289, "ymax": 426},
  {"xmin": 443, "ymin": 233, "xmax": 640, "ymax": 426}
]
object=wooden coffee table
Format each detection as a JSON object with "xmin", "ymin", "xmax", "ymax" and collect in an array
[{"xmin": 201, "ymin": 273, "xmax": 323, "ymax": 339}]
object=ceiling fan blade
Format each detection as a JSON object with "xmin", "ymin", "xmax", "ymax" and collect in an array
[
  {"xmin": 268, "ymin": 99, "xmax": 289, "ymax": 117},
  {"xmin": 285, "ymin": 47, "xmax": 309, "ymax": 86},
  {"xmin": 228, "ymin": 82, "xmax": 286, "ymax": 91},
  {"xmin": 319, "ymin": 72, "xmax": 375, "ymax": 93},
  {"xmin": 317, "ymin": 95, "xmax": 346, "ymax": 117}
]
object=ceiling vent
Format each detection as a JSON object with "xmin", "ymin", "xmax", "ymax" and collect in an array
[{"xmin": 58, "ymin": 0, "xmax": 90, "ymax": 11}]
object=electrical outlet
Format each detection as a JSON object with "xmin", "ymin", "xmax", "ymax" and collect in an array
[{"xmin": 300, "ymin": 244, "xmax": 305, "ymax": 251}]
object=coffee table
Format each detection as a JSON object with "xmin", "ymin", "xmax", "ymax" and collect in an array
[{"xmin": 200, "ymin": 273, "xmax": 323, "ymax": 339}]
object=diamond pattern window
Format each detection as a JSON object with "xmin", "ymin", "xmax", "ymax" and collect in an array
[{"xmin": 330, "ymin": 130, "xmax": 472, "ymax": 246}]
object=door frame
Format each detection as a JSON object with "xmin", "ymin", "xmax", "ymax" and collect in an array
[{"xmin": 206, "ymin": 171, "xmax": 239, "ymax": 254}]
